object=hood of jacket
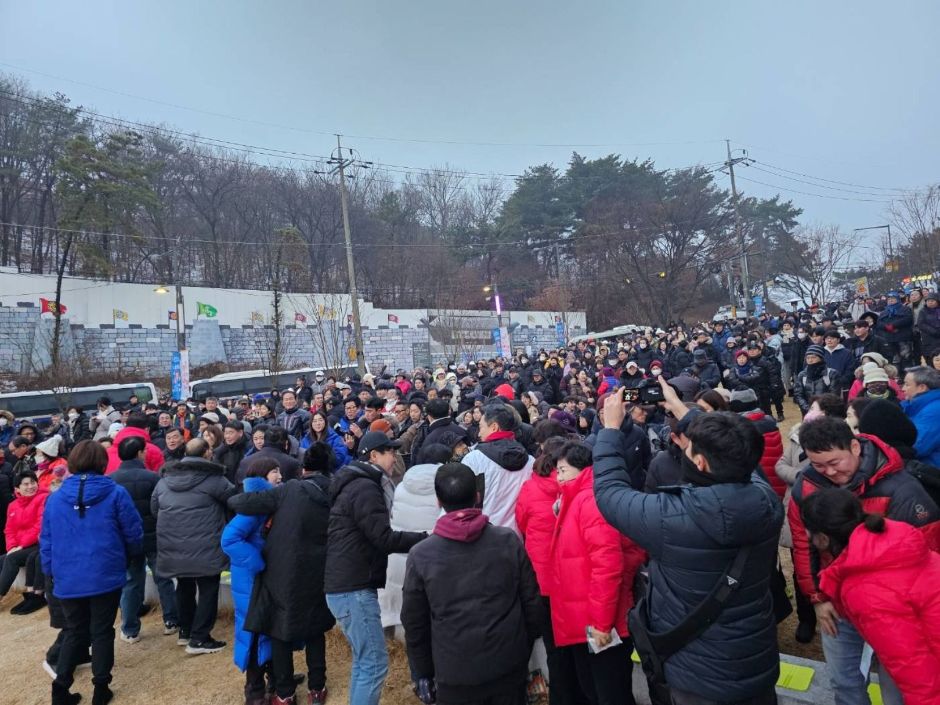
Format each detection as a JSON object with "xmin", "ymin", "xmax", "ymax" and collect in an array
[
  {"xmin": 56, "ymin": 473, "xmax": 118, "ymax": 509},
  {"xmin": 475, "ymin": 435, "xmax": 529, "ymax": 472},
  {"xmin": 682, "ymin": 476, "xmax": 783, "ymax": 548},
  {"xmin": 163, "ymin": 456, "xmax": 226, "ymax": 491},
  {"xmin": 242, "ymin": 476, "xmax": 272, "ymax": 494},
  {"xmin": 819, "ymin": 519, "xmax": 929, "ymax": 599},
  {"xmin": 112, "ymin": 426, "xmax": 152, "ymax": 446},
  {"xmin": 843, "ymin": 434, "xmax": 904, "ymax": 492},
  {"xmin": 401, "ymin": 462, "xmax": 439, "ymax": 496},
  {"xmin": 329, "ymin": 460, "xmax": 381, "ymax": 502},
  {"xmin": 527, "ymin": 470, "xmax": 560, "ymax": 500},
  {"xmin": 434, "ymin": 507, "xmax": 488, "ymax": 542}
]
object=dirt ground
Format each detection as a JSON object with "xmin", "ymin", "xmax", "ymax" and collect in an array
[
  {"xmin": 1, "ymin": 397, "xmax": 822, "ymax": 704},
  {"xmin": 0, "ymin": 599, "xmax": 416, "ymax": 705}
]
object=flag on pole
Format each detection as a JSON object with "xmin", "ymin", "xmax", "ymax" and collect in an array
[
  {"xmin": 113, "ymin": 309, "xmax": 129, "ymax": 321},
  {"xmin": 39, "ymin": 297, "xmax": 67, "ymax": 315},
  {"xmin": 168, "ymin": 310, "xmax": 178, "ymax": 321},
  {"xmin": 294, "ymin": 312, "xmax": 307, "ymax": 324},
  {"xmin": 250, "ymin": 311, "xmax": 265, "ymax": 325},
  {"xmin": 196, "ymin": 302, "xmax": 218, "ymax": 318},
  {"xmin": 388, "ymin": 313, "xmax": 399, "ymax": 324}
]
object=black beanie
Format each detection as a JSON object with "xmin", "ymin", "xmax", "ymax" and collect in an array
[{"xmin": 858, "ymin": 399, "xmax": 917, "ymax": 458}]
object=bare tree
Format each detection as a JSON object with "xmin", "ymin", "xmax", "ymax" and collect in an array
[
  {"xmin": 774, "ymin": 225, "xmax": 857, "ymax": 305},
  {"xmin": 294, "ymin": 293, "xmax": 353, "ymax": 376},
  {"xmin": 890, "ymin": 185, "xmax": 940, "ymax": 273}
]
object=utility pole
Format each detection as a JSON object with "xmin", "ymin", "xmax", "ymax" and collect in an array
[
  {"xmin": 726, "ymin": 140, "xmax": 751, "ymax": 315},
  {"xmin": 329, "ymin": 135, "xmax": 371, "ymax": 375}
]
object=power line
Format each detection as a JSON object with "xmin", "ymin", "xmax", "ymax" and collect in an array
[
  {"xmin": 750, "ymin": 161, "xmax": 929, "ymax": 196},
  {"xmin": 731, "ymin": 174, "xmax": 897, "ymax": 203}
]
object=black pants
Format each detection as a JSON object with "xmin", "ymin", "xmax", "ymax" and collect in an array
[
  {"xmin": 245, "ymin": 634, "xmax": 270, "ymax": 699},
  {"xmin": 54, "ymin": 589, "xmax": 121, "ymax": 689},
  {"xmin": 176, "ymin": 574, "xmax": 220, "ymax": 642},
  {"xmin": 0, "ymin": 544, "xmax": 39, "ymax": 595},
  {"xmin": 556, "ymin": 640, "xmax": 636, "ymax": 705},
  {"xmin": 439, "ymin": 685, "xmax": 527, "ymax": 705},
  {"xmin": 271, "ymin": 632, "xmax": 327, "ymax": 697},
  {"xmin": 669, "ymin": 686, "xmax": 777, "ymax": 705},
  {"xmin": 789, "ymin": 550, "xmax": 816, "ymax": 631},
  {"xmin": 539, "ymin": 597, "xmax": 587, "ymax": 705}
]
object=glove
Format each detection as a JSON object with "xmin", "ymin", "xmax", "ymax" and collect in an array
[{"xmin": 413, "ymin": 678, "xmax": 436, "ymax": 705}]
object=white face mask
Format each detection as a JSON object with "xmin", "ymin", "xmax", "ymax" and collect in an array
[
  {"xmin": 67, "ymin": 412, "xmax": 79, "ymax": 421},
  {"xmin": 651, "ymin": 369, "xmax": 662, "ymax": 377},
  {"xmin": 35, "ymin": 452, "xmax": 45, "ymax": 463},
  {"xmin": 797, "ymin": 332, "xmax": 807, "ymax": 340},
  {"xmin": 0, "ymin": 418, "xmax": 7, "ymax": 428}
]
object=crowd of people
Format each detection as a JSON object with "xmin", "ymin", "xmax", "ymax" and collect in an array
[{"xmin": 1, "ymin": 287, "xmax": 940, "ymax": 705}]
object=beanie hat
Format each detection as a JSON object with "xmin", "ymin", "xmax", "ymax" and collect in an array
[
  {"xmin": 36, "ymin": 437, "xmax": 62, "ymax": 458},
  {"xmin": 649, "ymin": 359, "xmax": 663, "ymax": 369},
  {"xmin": 369, "ymin": 419, "xmax": 392, "ymax": 434},
  {"xmin": 858, "ymin": 399, "xmax": 917, "ymax": 456},
  {"xmin": 602, "ymin": 366, "xmax": 615, "ymax": 376},
  {"xmin": 692, "ymin": 349, "xmax": 707, "ymax": 360},
  {"xmin": 862, "ymin": 364, "xmax": 890, "ymax": 385},
  {"xmin": 805, "ymin": 344, "xmax": 827, "ymax": 360},
  {"xmin": 860, "ymin": 352, "xmax": 888, "ymax": 368}
]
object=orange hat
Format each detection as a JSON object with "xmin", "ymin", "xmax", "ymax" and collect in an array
[{"xmin": 369, "ymin": 419, "xmax": 392, "ymax": 434}]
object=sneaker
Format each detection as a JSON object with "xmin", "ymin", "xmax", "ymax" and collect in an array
[
  {"xmin": 43, "ymin": 660, "xmax": 57, "ymax": 679},
  {"xmin": 185, "ymin": 638, "xmax": 226, "ymax": 655},
  {"xmin": 163, "ymin": 621, "xmax": 179, "ymax": 636},
  {"xmin": 176, "ymin": 631, "xmax": 190, "ymax": 646},
  {"xmin": 308, "ymin": 687, "xmax": 328, "ymax": 705},
  {"xmin": 12, "ymin": 593, "xmax": 46, "ymax": 615},
  {"xmin": 119, "ymin": 632, "xmax": 141, "ymax": 644},
  {"xmin": 776, "ymin": 413, "xmax": 785, "ymax": 422},
  {"xmin": 44, "ymin": 653, "xmax": 91, "ymax": 680}
]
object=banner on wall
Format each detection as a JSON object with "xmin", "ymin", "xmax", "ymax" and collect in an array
[{"xmin": 171, "ymin": 350, "xmax": 190, "ymax": 400}]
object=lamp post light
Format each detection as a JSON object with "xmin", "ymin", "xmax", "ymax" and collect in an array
[{"xmin": 154, "ymin": 284, "xmax": 185, "ymax": 351}]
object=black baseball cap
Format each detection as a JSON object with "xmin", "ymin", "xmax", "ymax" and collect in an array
[{"xmin": 357, "ymin": 431, "xmax": 402, "ymax": 457}]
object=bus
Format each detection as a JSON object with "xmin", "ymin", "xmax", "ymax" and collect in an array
[
  {"xmin": 0, "ymin": 382, "xmax": 158, "ymax": 423},
  {"xmin": 188, "ymin": 365, "xmax": 366, "ymax": 402}
]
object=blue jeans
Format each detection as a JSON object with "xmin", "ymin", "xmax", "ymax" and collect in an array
[
  {"xmin": 821, "ymin": 619, "xmax": 903, "ymax": 705},
  {"xmin": 120, "ymin": 551, "xmax": 178, "ymax": 637},
  {"xmin": 326, "ymin": 590, "xmax": 388, "ymax": 705}
]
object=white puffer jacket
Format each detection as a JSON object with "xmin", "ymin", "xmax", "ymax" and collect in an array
[{"xmin": 378, "ymin": 463, "xmax": 442, "ymax": 627}]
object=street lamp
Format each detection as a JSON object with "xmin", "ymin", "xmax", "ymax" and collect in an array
[{"xmin": 154, "ymin": 284, "xmax": 185, "ymax": 351}]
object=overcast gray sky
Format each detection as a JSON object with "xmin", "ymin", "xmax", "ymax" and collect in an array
[{"xmin": 2, "ymin": 0, "xmax": 938, "ymax": 262}]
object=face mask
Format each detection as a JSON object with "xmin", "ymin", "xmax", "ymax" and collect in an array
[
  {"xmin": 0, "ymin": 418, "xmax": 6, "ymax": 428},
  {"xmin": 35, "ymin": 452, "xmax": 46, "ymax": 464},
  {"xmin": 803, "ymin": 408, "xmax": 824, "ymax": 423},
  {"xmin": 866, "ymin": 383, "xmax": 889, "ymax": 398},
  {"xmin": 651, "ymin": 369, "xmax": 662, "ymax": 377},
  {"xmin": 797, "ymin": 332, "xmax": 807, "ymax": 340},
  {"xmin": 67, "ymin": 412, "xmax": 79, "ymax": 421}
]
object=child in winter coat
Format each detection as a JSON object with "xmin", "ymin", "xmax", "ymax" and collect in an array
[{"xmin": 802, "ymin": 488, "xmax": 940, "ymax": 705}]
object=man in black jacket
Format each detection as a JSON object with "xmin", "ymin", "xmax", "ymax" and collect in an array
[
  {"xmin": 111, "ymin": 436, "xmax": 179, "ymax": 641},
  {"xmin": 409, "ymin": 399, "xmax": 457, "ymax": 467},
  {"xmin": 324, "ymin": 432, "xmax": 426, "ymax": 705},
  {"xmin": 237, "ymin": 427, "xmax": 302, "ymax": 483},
  {"xmin": 401, "ymin": 463, "xmax": 542, "ymax": 705},
  {"xmin": 228, "ymin": 443, "xmax": 337, "ymax": 705},
  {"xmin": 214, "ymin": 421, "xmax": 249, "ymax": 484}
]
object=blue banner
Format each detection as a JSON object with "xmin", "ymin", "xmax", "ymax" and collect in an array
[
  {"xmin": 555, "ymin": 320, "xmax": 566, "ymax": 347},
  {"xmin": 171, "ymin": 351, "xmax": 182, "ymax": 400},
  {"xmin": 491, "ymin": 327, "xmax": 501, "ymax": 353},
  {"xmin": 752, "ymin": 296, "xmax": 764, "ymax": 316}
]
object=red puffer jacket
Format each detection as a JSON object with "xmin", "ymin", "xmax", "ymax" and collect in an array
[
  {"xmin": 515, "ymin": 471, "xmax": 559, "ymax": 596},
  {"xmin": 4, "ymin": 490, "xmax": 48, "ymax": 549},
  {"xmin": 548, "ymin": 467, "xmax": 647, "ymax": 646},
  {"xmin": 105, "ymin": 426, "xmax": 165, "ymax": 473},
  {"xmin": 743, "ymin": 411, "xmax": 786, "ymax": 499},
  {"xmin": 819, "ymin": 519, "xmax": 940, "ymax": 704}
]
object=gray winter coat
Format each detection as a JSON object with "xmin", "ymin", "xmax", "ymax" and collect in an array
[{"xmin": 151, "ymin": 456, "xmax": 236, "ymax": 578}]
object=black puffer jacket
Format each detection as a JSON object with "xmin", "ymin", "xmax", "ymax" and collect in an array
[
  {"xmin": 401, "ymin": 518, "xmax": 542, "ymax": 702},
  {"xmin": 151, "ymin": 456, "xmax": 236, "ymax": 578},
  {"xmin": 324, "ymin": 460, "xmax": 426, "ymax": 593},
  {"xmin": 236, "ymin": 445, "xmax": 302, "ymax": 484},
  {"xmin": 227, "ymin": 473, "xmax": 337, "ymax": 640},
  {"xmin": 584, "ymin": 414, "xmax": 650, "ymax": 489},
  {"xmin": 592, "ymin": 426, "xmax": 783, "ymax": 701},
  {"xmin": 792, "ymin": 364, "xmax": 841, "ymax": 414},
  {"xmin": 110, "ymin": 459, "xmax": 160, "ymax": 553},
  {"xmin": 214, "ymin": 435, "xmax": 248, "ymax": 485}
]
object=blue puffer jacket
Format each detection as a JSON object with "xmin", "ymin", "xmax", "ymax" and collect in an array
[
  {"xmin": 902, "ymin": 388, "xmax": 940, "ymax": 467},
  {"xmin": 299, "ymin": 427, "xmax": 351, "ymax": 469},
  {"xmin": 40, "ymin": 473, "xmax": 143, "ymax": 599},
  {"xmin": 592, "ymin": 425, "xmax": 783, "ymax": 701},
  {"xmin": 221, "ymin": 476, "xmax": 272, "ymax": 672}
]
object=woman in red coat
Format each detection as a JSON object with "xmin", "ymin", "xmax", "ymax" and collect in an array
[
  {"xmin": 0, "ymin": 470, "xmax": 49, "ymax": 612},
  {"xmin": 549, "ymin": 441, "xmax": 647, "ymax": 705},
  {"xmin": 802, "ymin": 488, "xmax": 940, "ymax": 705}
]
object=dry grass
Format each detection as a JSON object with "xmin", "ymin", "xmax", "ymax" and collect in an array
[{"xmin": 0, "ymin": 599, "xmax": 415, "ymax": 705}]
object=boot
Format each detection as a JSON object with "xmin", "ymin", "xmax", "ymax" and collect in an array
[
  {"xmin": 271, "ymin": 697, "xmax": 295, "ymax": 705},
  {"xmin": 91, "ymin": 684, "xmax": 113, "ymax": 705},
  {"xmin": 244, "ymin": 697, "xmax": 267, "ymax": 705},
  {"xmin": 308, "ymin": 687, "xmax": 328, "ymax": 705},
  {"xmin": 51, "ymin": 683, "xmax": 82, "ymax": 705}
]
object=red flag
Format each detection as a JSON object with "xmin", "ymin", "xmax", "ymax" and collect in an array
[
  {"xmin": 388, "ymin": 313, "xmax": 399, "ymax": 324},
  {"xmin": 294, "ymin": 312, "xmax": 307, "ymax": 324},
  {"xmin": 40, "ymin": 297, "xmax": 67, "ymax": 315}
]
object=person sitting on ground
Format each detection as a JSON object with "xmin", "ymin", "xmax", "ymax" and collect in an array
[
  {"xmin": 0, "ymin": 470, "xmax": 48, "ymax": 614},
  {"xmin": 801, "ymin": 488, "xmax": 940, "ymax": 705},
  {"xmin": 401, "ymin": 462, "xmax": 543, "ymax": 705}
]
